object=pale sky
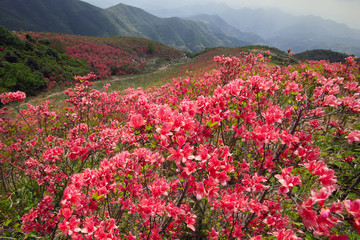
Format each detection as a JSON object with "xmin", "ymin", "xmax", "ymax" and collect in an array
[
  {"xmin": 82, "ymin": 0, "xmax": 360, "ymax": 30},
  {"xmin": 239, "ymin": 0, "xmax": 360, "ymax": 30}
]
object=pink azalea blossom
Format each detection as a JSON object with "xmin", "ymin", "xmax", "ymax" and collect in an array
[
  {"xmin": 346, "ymin": 130, "xmax": 360, "ymax": 144},
  {"xmin": 0, "ymin": 91, "xmax": 26, "ymax": 104},
  {"xmin": 127, "ymin": 114, "xmax": 146, "ymax": 129}
]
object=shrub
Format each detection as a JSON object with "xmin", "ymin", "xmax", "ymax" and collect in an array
[
  {"xmin": 0, "ymin": 25, "xmax": 24, "ymax": 48},
  {"xmin": 4, "ymin": 49, "xmax": 21, "ymax": 63},
  {"xmin": 147, "ymin": 40, "xmax": 156, "ymax": 55},
  {"xmin": 0, "ymin": 62, "xmax": 46, "ymax": 94}
]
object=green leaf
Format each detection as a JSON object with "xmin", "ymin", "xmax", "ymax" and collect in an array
[
  {"xmin": 206, "ymin": 120, "xmax": 218, "ymax": 128},
  {"xmin": 304, "ymin": 233, "xmax": 318, "ymax": 240},
  {"xmin": 92, "ymin": 193, "xmax": 105, "ymax": 200},
  {"xmin": 28, "ymin": 232, "xmax": 37, "ymax": 238},
  {"xmin": 349, "ymin": 234, "xmax": 360, "ymax": 240},
  {"xmin": 4, "ymin": 219, "xmax": 12, "ymax": 226}
]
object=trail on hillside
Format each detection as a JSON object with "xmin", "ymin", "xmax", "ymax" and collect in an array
[
  {"xmin": 22, "ymin": 63, "xmax": 178, "ymax": 108},
  {"xmin": 107, "ymin": 63, "xmax": 173, "ymax": 83}
]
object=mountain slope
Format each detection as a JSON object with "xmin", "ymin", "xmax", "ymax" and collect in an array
[
  {"xmin": 0, "ymin": 0, "xmax": 254, "ymax": 53},
  {"xmin": 0, "ymin": 0, "xmax": 118, "ymax": 36},
  {"xmin": 106, "ymin": 4, "xmax": 246, "ymax": 52}
]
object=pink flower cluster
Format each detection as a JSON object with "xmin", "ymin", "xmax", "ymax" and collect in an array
[{"xmin": 0, "ymin": 91, "xmax": 26, "ymax": 104}]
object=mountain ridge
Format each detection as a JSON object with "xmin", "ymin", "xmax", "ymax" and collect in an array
[
  {"xmin": 106, "ymin": 3, "xmax": 253, "ymax": 52},
  {"xmin": 186, "ymin": 14, "xmax": 264, "ymax": 46},
  {"xmin": 0, "ymin": 0, "xmax": 262, "ymax": 53}
]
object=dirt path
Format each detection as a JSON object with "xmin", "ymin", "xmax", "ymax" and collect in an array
[
  {"xmin": 108, "ymin": 63, "xmax": 172, "ymax": 83},
  {"xmin": 107, "ymin": 73, "xmax": 142, "ymax": 83}
]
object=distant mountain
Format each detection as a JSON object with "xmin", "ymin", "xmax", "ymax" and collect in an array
[
  {"xmin": 106, "ymin": 4, "xmax": 250, "ymax": 52},
  {"xmin": 266, "ymin": 15, "xmax": 360, "ymax": 56},
  {"xmin": 186, "ymin": 14, "xmax": 264, "ymax": 46},
  {"xmin": 0, "ymin": 0, "xmax": 259, "ymax": 53},
  {"xmin": 147, "ymin": 3, "xmax": 234, "ymax": 19},
  {"xmin": 148, "ymin": 4, "xmax": 360, "ymax": 57}
]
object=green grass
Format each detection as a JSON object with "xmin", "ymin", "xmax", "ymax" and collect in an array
[{"xmin": 93, "ymin": 62, "xmax": 190, "ymax": 92}]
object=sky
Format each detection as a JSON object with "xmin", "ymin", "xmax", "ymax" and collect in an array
[{"xmin": 82, "ymin": 0, "xmax": 360, "ymax": 30}]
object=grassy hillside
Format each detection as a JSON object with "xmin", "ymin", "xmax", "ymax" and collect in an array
[
  {"xmin": 186, "ymin": 45, "xmax": 295, "ymax": 66},
  {"xmin": 294, "ymin": 49, "xmax": 353, "ymax": 63}
]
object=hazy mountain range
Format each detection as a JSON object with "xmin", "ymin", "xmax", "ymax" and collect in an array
[
  {"xmin": 1, "ymin": 0, "xmax": 360, "ymax": 56},
  {"xmin": 148, "ymin": 3, "xmax": 360, "ymax": 56}
]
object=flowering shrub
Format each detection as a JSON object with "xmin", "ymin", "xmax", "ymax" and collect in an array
[
  {"xmin": 1, "ymin": 53, "xmax": 360, "ymax": 239},
  {"xmin": 0, "ymin": 91, "xmax": 26, "ymax": 104}
]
